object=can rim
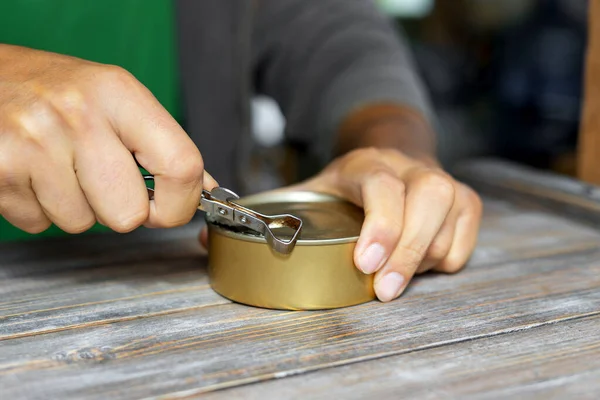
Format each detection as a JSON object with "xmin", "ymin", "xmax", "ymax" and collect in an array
[
  {"xmin": 208, "ymin": 223, "xmax": 359, "ymax": 245},
  {"xmin": 206, "ymin": 190, "xmax": 361, "ymax": 246},
  {"xmin": 237, "ymin": 190, "xmax": 345, "ymax": 205}
]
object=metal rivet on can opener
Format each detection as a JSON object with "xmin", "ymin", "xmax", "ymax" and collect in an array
[{"xmin": 142, "ymin": 175, "xmax": 303, "ymax": 254}]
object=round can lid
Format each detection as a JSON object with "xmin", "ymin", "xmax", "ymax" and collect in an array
[{"xmin": 207, "ymin": 191, "xmax": 364, "ymax": 245}]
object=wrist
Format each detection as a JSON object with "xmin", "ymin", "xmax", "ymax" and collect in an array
[{"xmin": 335, "ymin": 103, "xmax": 438, "ymax": 166}]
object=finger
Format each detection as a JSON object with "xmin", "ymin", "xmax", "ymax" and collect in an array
[
  {"xmin": 0, "ymin": 128, "xmax": 51, "ymax": 234},
  {"xmin": 320, "ymin": 158, "xmax": 405, "ymax": 275},
  {"xmin": 145, "ymin": 171, "xmax": 218, "ymax": 229},
  {"xmin": 101, "ymin": 67, "xmax": 212, "ymax": 227},
  {"xmin": 29, "ymin": 145, "xmax": 96, "ymax": 234},
  {"xmin": 434, "ymin": 184, "xmax": 483, "ymax": 273},
  {"xmin": 374, "ymin": 171, "xmax": 455, "ymax": 302},
  {"xmin": 353, "ymin": 169, "xmax": 405, "ymax": 274},
  {"xmin": 203, "ymin": 171, "xmax": 219, "ymax": 189},
  {"xmin": 0, "ymin": 183, "xmax": 51, "ymax": 234},
  {"xmin": 415, "ymin": 207, "xmax": 458, "ymax": 274},
  {"xmin": 74, "ymin": 121, "xmax": 150, "ymax": 233},
  {"xmin": 0, "ymin": 105, "xmax": 94, "ymax": 234},
  {"xmin": 198, "ymin": 226, "xmax": 208, "ymax": 250},
  {"xmin": 31, "ymin": 168, "xmax": 96, "ymax": 234}
]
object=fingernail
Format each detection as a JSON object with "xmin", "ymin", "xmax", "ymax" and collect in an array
[
  {"xmin": 358, "ymin": 243, "xmax": 386, "ymax": 274},
  {"xmin": 375, "ymin": 272, "xmax": 405, "ymax": 302}
]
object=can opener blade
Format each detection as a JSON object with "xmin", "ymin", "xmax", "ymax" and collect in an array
[{"xmin": 143, "ymin": 176, "xmax": 302, "ymax": 254}]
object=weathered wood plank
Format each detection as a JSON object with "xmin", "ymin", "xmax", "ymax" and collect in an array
[
  {"xmin": 0, "ymin": 257, "xmax": 228, "ymax": 340},
  {"xmin": 2, "ymin": 196, "xmax": 600, "ymax": 342},
  {"xmin": 0, "ymin": 217, "xmax": 204, "ymax": 277},
  {"xmin": 454, "ymin": 158, "xmax": 600, "ymax": 229},
  {"xmin": 467, "ymin": 199, "xmax": 600, "ymax": 264},
  {"xmin": 0, "ymin": 221, "xmax": 230, "ymax": 340},
  {"xmin": 204, "ymin": 315, "xmax": 600, "ymax": 400},
  {"xmin": 1, "ymin": 246, "xmax": 599, "ymax": 399},
  {"xmin": 2, "ymin": 162, "xmax": 600, "ymax": 399}
]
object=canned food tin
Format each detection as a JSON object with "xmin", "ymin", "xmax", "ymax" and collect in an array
[{"xmin": 206, "ymin": 191, "xmax": 375, "ymax": 310}]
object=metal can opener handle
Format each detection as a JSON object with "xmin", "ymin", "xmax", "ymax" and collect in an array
[{"xmin": 143, "ymin": 176, "xmax": 302, "ymax": 254}]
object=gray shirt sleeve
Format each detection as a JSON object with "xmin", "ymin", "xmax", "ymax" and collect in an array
[{"xmin": 252, "ymin": 0, "xmax": 437, "ymax": 164}]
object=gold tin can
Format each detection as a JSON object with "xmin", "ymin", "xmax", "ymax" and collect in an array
[{"xmin": 206, "ymin": 191, "xmax": 375, "ymax": 310}]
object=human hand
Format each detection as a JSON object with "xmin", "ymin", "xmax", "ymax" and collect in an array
[
  {"xmin": 200, "ymin": 147, "xmax": 482, "ymax": 303},
  {"xmin": 0, "ymin": 44, "xmax": 216, "ymax": 234}
]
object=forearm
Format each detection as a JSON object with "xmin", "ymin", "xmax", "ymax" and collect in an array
[{"xmin": 253, "ymin": 0, "xmax": 436, "ymax": 166}]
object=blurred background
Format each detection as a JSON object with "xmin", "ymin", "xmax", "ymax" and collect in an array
[{"xmin": 248, "ymin": 0, "xmax": 588, "ymax": 191}]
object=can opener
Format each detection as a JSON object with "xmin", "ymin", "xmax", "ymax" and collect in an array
[{"xmin": 143, "ymin": 176, "xmax": 302, "ymax": 254}]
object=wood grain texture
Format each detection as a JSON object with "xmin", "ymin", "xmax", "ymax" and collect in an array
[
  {"xmin": 454, "ymin": 159, "xmax": 600, "ymax": 201},
  {"xmin": 0, "ymin": 219, "xmax": 230, "ymax": 341},
  {"xmin": 0, "ymin": 259, "xmax": 227, "ymax": 340},
  {"xmin": 1, "ymin": 240, "xmax": 600, "ymax": 399},
  {"xmin": 2, "ymin": 197, "xmax": 600, "ymax": 342},
  {"xmin": 204, "ymin": 315, "xmax": 600, "ymax": 400},
  {"xmin": 454, "ymin": 159, "xmax": 600, "ymax": 229},
  {"xmin": 2, "ymin": 164, "xmax": 600, "ymax": 399},
  {"xmin": 0, "ymin": 218, "xmax": 203, "ymax": 278}
]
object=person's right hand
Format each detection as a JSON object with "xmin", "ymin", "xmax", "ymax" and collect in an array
[{"xmin": 0, "ymin": 44, "xmax": 216, "ymax": 234}]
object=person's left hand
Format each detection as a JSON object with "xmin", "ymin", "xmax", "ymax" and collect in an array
[{"xmin": 199, "ymin": 147, "xmax": 483, "ymax": 302}]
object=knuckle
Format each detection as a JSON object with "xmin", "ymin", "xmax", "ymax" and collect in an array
[
  {"xmin": 420, "ymin": 171, "xmax": 455, "ymax": 200},
  {"xmin": 337, "ymin": 147, "xmax": 381, "ymax": 168},
  {"xmin": 6, "ymin": 212, "xmax": 52, "ymax": 235},
  {"xmin": 380, "ymin": 147, "xmax": 406, "ymax": 159},
  {"xmin": 426, "ymin": 239, "xmax": 451, "ymax": 262},
  {"xmin": 370, "ymin": 167, "xmax": 399, "ymax": 186},
  {"xmin": 11, "ymin": 106, "xmax": 57, "ymax": 147},
  {"xmin": 397, "ymin": 241, "xmax": 428, "ymax": 267},
  {"xmin": 47, "ymin": 89, "xmax": 95, "ymax": 133},
  {"xmin": 154, "ymin": 214, "xmax": 193, "ymax": 229},
  {"xmin": 50, "ymin": 89, "xmax": 90, "ymax": 117},
  {"xmin": 370, "ymin": 218, "xmax": 403, "ymax": 241},
  {"xmin": 362, "ymin": 168, "xmax": 405, "ymax": 206},
  {"xmin": 356, "ymin": 147, "xmax": 381, "ymax": 160},
  {"xmin": 62, "ymin": 216, "xmax": 96, "ymax": 234},
  {"xmin": 109, "ymin": 209, "xmax": 148, "ymax": 233},
  {"xmin": 0, "ymin": 195, "xmax": 51, "ymax": 234},
  {"xmin": 20, "ymin": 219, "xmax": 52, "ymax": 235},
  {"xmin": 438, "ymin": 256, "xmax": 466, "ymax": 274},
  {"xmin": 462, "ymin": 184, "xmax": 483, "ymax": 215},
  {"xmin": 0, "ymin": 162, "xmax": 21, "ymax": 191},
  {"xmin": 415, "ymin": 262, "xmax": 433, "ymax": 275},
  {"xmin": 98, "ymin": 64, "xmax": 136, "ymax": 88},
  {"xmin": 166, "ymin": 149, "xmax": 204, "ymax": 183},
  {"xmin": 98, "ymin": 64, "xmax": 127, "ymax": 79},
  {"xmin": 0, "ymin": 200, "xmax": 50, "ymax": 233},
  {"xmin": 355, "ymin": 147, "xmax": 384, "ymax": 166}
]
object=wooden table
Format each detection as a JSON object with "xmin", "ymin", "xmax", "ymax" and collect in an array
[{"xmin": 1, "ymin": 159, "xmax": 600, "ymax": 399}]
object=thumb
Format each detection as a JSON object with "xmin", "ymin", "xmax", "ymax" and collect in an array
[{"xmin": 198, "ymin": 226, "xmax": 209, "ymax": 250}]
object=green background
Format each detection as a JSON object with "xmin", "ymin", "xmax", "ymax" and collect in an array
[{"xmin": 0, "ymin": 0, "xmax": 179, "ymax": 241}]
